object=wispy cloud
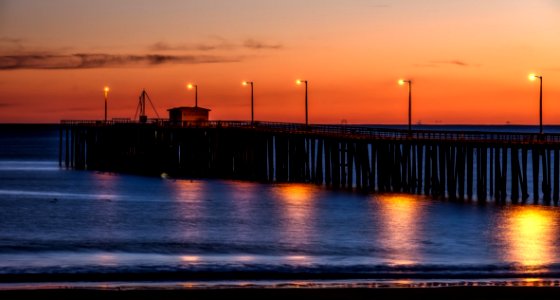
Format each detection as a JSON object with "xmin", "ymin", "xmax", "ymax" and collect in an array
[
  {"xmin": 243, "ymin": 39, "xmax": 282, "ymax": 50},
  {"xmin": 0, "ymin": 53, "xmax": 241, "ymax": 70},
  {"xmin": 0, "ymin": 37, "xmax": 25, "ymax": 53},
  {"xmin": 149, "ymin": 38, "xmax": 283, "ymax": 52},
  {"xmin": 0, "ymin": 37, "xmax": 23, "ymax": 44},
  {"xmin": 149, "ymin": 38, "xmax": 234, "ymax": 52},
  {"xmin": 431, "ymin": 60, "xmax": 471, "ymax": 67},
  {"xmin": 0, "ymin": 101, "xmax": 16, "ymax": 107},
  {"xmin": 415, "ymin": 60, "xmax": 478, "ymax": 68}
]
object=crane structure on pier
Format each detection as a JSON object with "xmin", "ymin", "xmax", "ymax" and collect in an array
[{"xmin": 134, "ymin": 89, "xmax": 160, "ymax": 123}]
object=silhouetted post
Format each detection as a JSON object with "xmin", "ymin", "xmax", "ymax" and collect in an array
[
  {"xmin": 187, "ymin": 83, "xmax": 198, "ymax": 107},
  {"xmin": 408, "ymin": 81, "xmax": 412, "ymax": 132},
  {"xmin": 529, "ymin": 74, "xmax": 543, "ymax": 134},
  {"xmin": 398, "ymin": 79, "xmax": 412, "ymax": 133},
  {"xmin": 103, "ymin": 86, "xmax": 109, "ymax": 123},
  {"xmin": 540, "ymin": 76, "xmax": 543, "ymax": 134},
  {"xmin": 296, "ymin": 80, "xmax": 308, "ymax": 125},
  {"xmin": 243, "ymin": 81, "xmax": 254, "ymax": 124}
]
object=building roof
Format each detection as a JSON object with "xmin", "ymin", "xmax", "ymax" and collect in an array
[{"xmin": 167, "ymin": 106, "xmax": 211, "ymax": 112}]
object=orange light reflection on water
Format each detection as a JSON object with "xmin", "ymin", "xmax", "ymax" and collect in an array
[
  {"xmin": 172, "ymin": 179, "xmax": 207, "ymax": 203},
  {"xmin": 171, "ymin": 180, "xmax": 208, "ymax": 242},
  {"xmin": 277, "ymin": 184, "xmax": 314, "ymax": 204},
  {"xmin": 275, "ymin": 184, "xmax": 316, "ymax": 260},
  {"xmin": 501, "ymin": 206, "xmax": 557, "ymax": 268},
  {"xmin": 276, "ymin": 184, "xmax": 315, "ymax": 222},
  {"xmin": 93, "ymin": 253, "xmax": 118, "ymax": 266},
  {"xmin": 376, "ymin": 195, "xmax": 424, "ymax": 265},
  {"xmin": 180, "ymin": 255, "xmax": 200, "ymax": 263}
]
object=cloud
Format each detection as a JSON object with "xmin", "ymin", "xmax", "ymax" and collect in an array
[
  {"xmin": 415, "ymin": 60, "xmax": 477, "ymax": 68},
  {"xmin": 0, "ymin": 37, "xmax": 23, "ymax": 44},
  {"xmin": 243, "ymin": 39, "xmax": 282, "ymax": 50},
  {"xmin": 0, "ymin": 53, "xmax": 241, "ymax": 70},
  {"xmin": 0, "ymin": 101, "xmax": 16, "ymax": 107},
  {"xmin": 0, "ymin": 37, "xmax": 24, "ymax": 53},
  {"xmin": 149, "ymin": 38, "xmax": 282, "ymax": 52},
  {"xmin": 430, "ymin": 60, "xmax": 472, "ymax": 67},
  {"xmin": 149, "ymin": 39, "xmax": 234, "ymax": 52}
]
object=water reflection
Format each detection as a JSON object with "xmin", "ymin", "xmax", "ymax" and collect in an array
[
  {"xmin": 275, "ymin": 184, "xmax": 316, "ymax": 254},
  {"xmin": 91, "ymin": 172, "xmax": 120, "ymax": 201},
  {"xmin": 180, "ymin": 255, "xmax": 200, "ymax": 263},
  {"xmin": 501, "ymin": 206, "xmax": 557, "ymax": 267},
  {"xmin": 229, "ymin": 181, "xmax": 258, "ymax": 223},
  {"xmin": 376, "ymin": 195, "xmax": 424, "ymax": 265},
  {"xmin": 93, "ymin": 253, "xmax": 118, "ymax": 266},
  {"xmin": 171, "ymin": 180, "xmax": 208, "ymax": 241},
  {"xmin": 277, "ymin": 184, "xmax": 314, "ymax": 203},
  {"xmin": 172, "ymin": 179, "xmax": 207, "ymax": 204}
]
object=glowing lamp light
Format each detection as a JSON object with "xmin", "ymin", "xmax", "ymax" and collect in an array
[
  {"xmin": 528, "ymin": 73, "xmax": 540, "ymax": 81},
  {"xmin": 528, "ymin": 73, "xmax": 543, "ymax": 134},
  {"xmin": 397, "ymin": 79, "xmax": 412, "ymax": 132},
  {"xmin": 295, "ymin": 79, "xmax": 308, "ymax": 125},
  {"xmin": 242, "ymin": 81, "xmax": 254, "ymax": 123},
  {"xmin": 103, "ymin": 86, "xmax": 110, "ymax": 122},
  {"xmin": 186, "ymin": 83, "xmax": 198, "ymax": 107}
]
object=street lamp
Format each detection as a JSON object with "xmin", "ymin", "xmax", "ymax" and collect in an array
[
  {"xmin": 187, "ymin": 83, "xmax": 198, "ymax": 107},
  {"xmin": 398, "ymin": 79, "xmax": 412, "ymax": 132},
  {"xmin": 242, "ymin": 81, "xmax": 254, "ymax": 124},
  {"xmin": 103, "ymin": 86, "xmax": 110, "ymax": 123},
  {"xmin": 296, "ymin": 79, "xmax": 308, "ymax": 125},
  {"xmin": 529, "ymin": 73, "xmax": 543, "ymax": 134}
]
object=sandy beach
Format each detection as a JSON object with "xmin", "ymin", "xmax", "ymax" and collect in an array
[{"xmin": 2, "ymin": 286, "xmax": 560, "ymax": 300}]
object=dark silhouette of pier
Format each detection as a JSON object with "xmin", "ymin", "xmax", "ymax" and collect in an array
[{"xmin": 60, "ymin": 120, "xmax": 560, "ymax": 204}]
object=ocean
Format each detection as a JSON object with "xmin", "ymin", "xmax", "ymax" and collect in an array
[{"xmin": 1, "ymin": 124, "xmax": 560, "ymax": 289}]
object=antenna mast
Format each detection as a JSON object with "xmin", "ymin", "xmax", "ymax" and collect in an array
[{"xmin": 134, "ymin": 89, "xmax": 160, "ymax": 123}]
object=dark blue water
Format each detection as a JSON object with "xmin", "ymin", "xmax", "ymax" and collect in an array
[{"xmin": 1, "ymin": 124, "xmax": 560, "ymax": 288}]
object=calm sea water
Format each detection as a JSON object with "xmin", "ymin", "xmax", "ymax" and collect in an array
[{"xmin": 1, "ymin": 124, "xmax": 560, "ymax": 288}]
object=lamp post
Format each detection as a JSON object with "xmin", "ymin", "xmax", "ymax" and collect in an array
[
  {"xmin": 398, "ymin": 79, "xmax": 412, "ymax": 132},
  {"xmin": 103, "ymin": 86, "xmax": 110, "ymax": 123},
  {"xmin": 296, "ymin": 79, "xmax": 308, "ymax": 125},
  {"xmin": 187, "ymin": 83, "xmax": 198, "ymax": 107},
  {"xmin": 529, "ymin": 73, "xmax": 543, "ymax": 134},
  {"xmin": 242, "ymin": 81, "xmax": 254, "ymax": 124}
]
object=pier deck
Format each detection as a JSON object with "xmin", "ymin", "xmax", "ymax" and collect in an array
[{"xmin": 60, "ymin": 120, "xmax": 560, "ymax": 204}]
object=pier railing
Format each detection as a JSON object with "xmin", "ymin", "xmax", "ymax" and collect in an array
[{"xmin": 61, "ymin": 119, "xmax": 560, "ymax": 145}]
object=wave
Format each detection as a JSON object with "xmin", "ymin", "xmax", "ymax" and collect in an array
[
  {"xmin": 0, "ymin": 189, "xmax": 119, "ymax": 200},
  {"xmin": 0, "ymin": 161, "xmax": 59, "ymax": 171},
  {"xmin": 1, "ymin": 259, "xmax": 560, "ymax": 282}
]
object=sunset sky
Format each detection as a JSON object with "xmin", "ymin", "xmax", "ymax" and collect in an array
[{"xmin": 1, "ymin": 0, "xmax": 559, "ymax": 124}]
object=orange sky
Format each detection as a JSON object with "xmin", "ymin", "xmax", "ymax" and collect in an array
[{"xmin": 1, "ymin": 0, "xmax": 559, "ymax": 124}]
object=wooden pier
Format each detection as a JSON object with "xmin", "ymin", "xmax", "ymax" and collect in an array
[{"xmin": 60, "ymin": 120, "xmax": 560, "ymax": 204}]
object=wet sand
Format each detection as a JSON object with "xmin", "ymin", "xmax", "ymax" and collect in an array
[{"xmin": 2, "ymin": 287, "xmax": 560, "ymax": 300}]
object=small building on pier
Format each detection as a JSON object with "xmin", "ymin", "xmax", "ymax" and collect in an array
[{"xmin": 168, "ymin": 106, "xmax": 211, "ymax": 124}]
